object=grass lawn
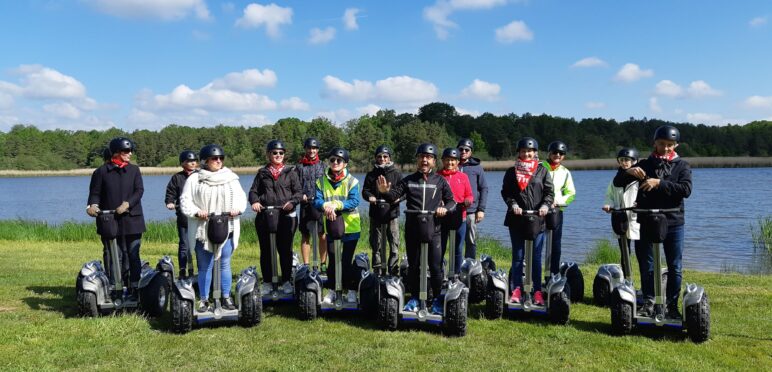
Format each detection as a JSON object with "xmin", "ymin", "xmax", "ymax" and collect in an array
[{"xmin": 1, "ymin": 234, "xmax": 771, "ymax": 371}]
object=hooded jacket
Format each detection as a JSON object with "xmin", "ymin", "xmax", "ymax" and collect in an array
[
  {"xmin": 248, "ymin": 165, "xmax": 302, "ymax": 209},
  {"xmin": 362, "ymin": 162, "xmax": 403, "ymax": 220},
  {"xmin": 458, "ymin": 156, "xmax": 488, "ymax": 213},
  {"xmin": 501, "ymin": 163, "xmax": 554, "ymax": 227},
  {"xmin": 165, "ymin": 169, "xmax": 195, "ymax": 227}
]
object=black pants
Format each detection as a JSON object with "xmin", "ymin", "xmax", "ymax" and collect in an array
[
  {"xmin": 102, "ymin": 233, "xmax": 142, "ymax": 288},
  {"xmin": 177, "ymin": 223, "xmax": 190, "ymax": 272},
  {"xmin": 256, "ymin": 215, "xmax": 297, "ymax": 283},
  {"xmin": 324, "ymin": 238, "xmax": 359, "ymax": 290},
  {"xmin": 405, "ymin": 223, "xmax": 443, "ymax": 300}
]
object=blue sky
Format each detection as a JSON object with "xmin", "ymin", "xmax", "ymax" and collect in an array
[{"xmin": 1, "ymin": 0, "xmax": 771, "ymax": 131}]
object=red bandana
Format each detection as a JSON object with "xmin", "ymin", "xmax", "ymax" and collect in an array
[
  {"xmin": 111, "ymin": 155, "xmax": 128, "ymax": 168},
  {"xmin": 515, "ymin": 159, "xmax": 539, "ymax": 191},
  {"xmin": 548, "ymin": 161, "xmax": 560, "ymax": 171},
  {"xmin": 300, "ymin": 155, "xmax": 320, "ymax": 165},
  {"xmin": 268, "ymin": 163, "xmax": 285, "ymax": 180},
  {"xmin": 328, "ymin": 169, "xmax": 346, "ymax": 183},
  {"xmin": 651, "ymin": 151, "xmax": 677, "ymax": 162},
  {"xmin": 438, "ymin": 168, "xmax": 458, "ymax": 177}
]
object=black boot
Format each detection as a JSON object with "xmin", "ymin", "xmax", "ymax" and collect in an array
[
  {"xmin": 666, "ymin": 303, "xmax": 682, "ymax": 319},
  {"xmin": 638, "ymin": 298, "xmax": 654, "ymax": 317},
  {"xmin": 223, "ymin": 297, "xmax": 236, "ymax": 310}
]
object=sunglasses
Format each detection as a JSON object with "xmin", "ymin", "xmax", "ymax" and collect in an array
[
  {"xmin": 459, "ymin": 148, "xmax": 471, "ymax": 152},
  {"xmin": 551, "ymin": 151, "xmax": 566, "ymax": 156},
  {"xmin": 271, "ymin": 151, "xmax": 285, "ymax": 156},
  {"xmin": 120, "ymin": 149, "xmax": 133, "ymax": 154},
  {"xmin": 208, "ymin": 156, "xmax": 224, "ymax": 161},
  {"xmin": 329, "ymin": 157, "xmax": 344, "ymax": 164}
]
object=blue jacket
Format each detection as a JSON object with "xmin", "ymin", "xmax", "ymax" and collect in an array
[{"xmin": 459, "ymin": 157, "xmax": 489, "ymax": 213}]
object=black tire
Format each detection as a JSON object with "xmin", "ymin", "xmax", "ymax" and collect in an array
[
  {"xmin": 171, "ymin": 292, "xmax": 193, "ymax": 334},
  {"xmin": 485, "ymin": 289, "xmax": 504, "ymax": 320},
  {"xmin": 686, "ymin": 293, "xmax": 710, "ymax": 343},
  {"xmin": 297, "ymin": 289, "xmax": 318, "ymax": 321},
  {"xmin": 240, "ymin": 289, "xmax": 263, "ymax": 327},
  {"xmin": 548, "ymin": 290, "xmax": 570, "ymax": 325},
  {"xmin": 75, "ymin": 274, "xmax": 84, "ymax": 301},
  {"xmin": 610, "ymin": 293, "xmax": 633, "ymax": 335},
  {"xmin": 360, "ymin": 285, "xmax": 379, "ymax": 319},
  {"xmin": 592, "ymin": 275, "xmax": 610, "ymax": 307},
  {"xmin": 140, "ymin": 274, "xmax": 169, "ymax": 318},
  {"xmin": 468, "ymin": 273, "xmax": 487, "ymax": 304},
  {"xmin": 378, "ymin": 295, "xmax": 399, "ymax": 331},
  {"xmin": 443, "ymin": 292, "xmax": 468, "ymax": 337},
  {"xmin": 77, "ymin": 291, "xmax": 99, "ymax": 317},
  {"xmin": 566, "ymin": 265, "xmax": 584, "ymax": 303}
]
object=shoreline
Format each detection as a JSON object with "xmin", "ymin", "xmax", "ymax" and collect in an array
[{"xmin": 1, "ymin": 156, "xmax": 771, "ymax": 177}]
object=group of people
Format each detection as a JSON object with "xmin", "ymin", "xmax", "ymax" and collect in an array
[{"xmin": 86, "ymin": 124, "xmax": 689, "ymax": 317}]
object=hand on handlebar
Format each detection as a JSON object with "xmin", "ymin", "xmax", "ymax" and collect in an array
[
  {"xmin": 251, "ymin": 202, "xmax": 263, "ymax": 213},
  {"xmin": 368, "ymin": 196, "xmax": 376, "ymax": 204},
  {"xmin": 512, "ymin": 205, "xmax": 523, "ymax": 215},
  {"xmin": 602, "ymin": 204, "xmax": 611, "ymax": 213},
  {"xmin": 435, "ymin": 207, "xmax": 447, "ymax": 217},
  {"xmin": 229, "ymin": 210, "xmax": 241, "ymax": 217},
  {"xmin": 538, "ymin": 206, "xmax": 549, "ymax": 217},
  {"xmin": 116, "ymin": 201, "xmax": 130, "ymax": 215},
  {"xmin": 282, "ymin": 201, "xmax": 294, "ymax": 212},
  {"xmin": 86, "ymin": 204, "xmax": 100, "ymax": 217},
  {"xmin": 323, "ymin": 202, "xmax": 337, "ymax": 220},
  {"xmin": 166, "ymin": 203, "xmax": 175, "ymax": 210},
  {"xmin": 196, "ymin": 210, "xmax": 209, "ymax": 219}
]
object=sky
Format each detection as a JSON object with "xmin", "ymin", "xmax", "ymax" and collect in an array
[{"xmin": 1, "ymin": 0, "xmax": 771, "ymax": 132}]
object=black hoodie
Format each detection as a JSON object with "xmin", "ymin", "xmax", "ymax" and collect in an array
[{"xmin": 362, "ymin": 163, "xmax": 403, "ymax": 220}]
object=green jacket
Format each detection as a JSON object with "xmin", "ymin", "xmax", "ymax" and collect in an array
[{"xmin": 541, "ymin": 161, "xmax": 576, "ymax": 209}]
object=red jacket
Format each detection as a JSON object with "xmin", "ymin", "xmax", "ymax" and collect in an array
[{"xmin": 438, "ymin": 169, "xmax": 474, "ymax": 218}]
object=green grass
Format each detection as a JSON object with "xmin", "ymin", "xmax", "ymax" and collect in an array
[
  {"xmin": 583, "ymin": 239, "xmax": 620, "ymax": 265},
  {"xmin": 752, "ymin": 216, "xmax": 772, "ymax": 253},
  {"xmin": 1, "ymin": 226, "xmax": 771, "ymax": 370}
]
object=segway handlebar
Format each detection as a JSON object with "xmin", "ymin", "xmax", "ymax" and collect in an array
[
  {"xmin": 632, "ymin": 207, "xmax": 682, "ymax": 214},
  {"xmin": 405, "ymin": 209, "xmax": 436, "ymax": 215},
  {"xmin": 95, "ymin": 210, "xmax": 116, "ymax": 216}
]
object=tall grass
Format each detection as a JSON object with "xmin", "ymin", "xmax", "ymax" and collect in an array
[
  {"xmin": 751, "ymin": 216, "xmax": 772, "ymax": 253},
  {"xmin": 583, "ymin": 238, "xmax": 620, "ymax": 265}
]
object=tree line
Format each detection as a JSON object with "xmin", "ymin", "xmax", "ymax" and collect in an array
[{"xmin": 1, "ymin": 102, "xmax": 770, "ymax": 171}]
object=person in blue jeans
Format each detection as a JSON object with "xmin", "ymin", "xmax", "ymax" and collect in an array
[
  {"xmin": 501, "ymin": 137, "xmax": 553, "ymax": 305},
  {"xmin": 613, "ymin": 125, "xmax": 692, "ymax": 319}
]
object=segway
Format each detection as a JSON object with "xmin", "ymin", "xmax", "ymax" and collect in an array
[
  {"xmin": 259, "ymin": 206, "xmax": 298, "ymax": 303},
  {"xmin": 76, "ymin": 210, "xmax": 173, "ymax": 317},
  {"xmin": 546, "ymin": 205, "xmax": 584, "ymax": 303},
  {"xmin": 378, "ymin": 209, "xmax": 468, "ymax": 336},
  {"xmin": 170, "ymin": 212, "xmax": 261, "ymax": 333},
  {"xmin": 610, "ymin": 208, "xmax": 710, "ymax": 342},
  {"xmin": 484, "ymin": 210, "xmax": 570, "ymax": 324},
  {"xmin": 452, "ymin": 216, "xmax": 487, "ymax": 304}
]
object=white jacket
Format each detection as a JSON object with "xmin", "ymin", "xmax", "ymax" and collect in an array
[{"xmin": 603, "ymin": 179, "xmax": 639, "ymax": 240}]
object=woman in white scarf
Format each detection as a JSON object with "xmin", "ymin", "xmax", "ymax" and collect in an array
[{"xmin": 180, "ymin": 144, "xmax": 247, "ymax": 312}]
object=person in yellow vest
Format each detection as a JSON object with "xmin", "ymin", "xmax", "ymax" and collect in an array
[
  {"xmin": 542, "ymin": 141, "xmax": 576, "ymax": 275},
  {"xmin": 313, "ymin": 147, "xmax": 361, "ymax": 304}
]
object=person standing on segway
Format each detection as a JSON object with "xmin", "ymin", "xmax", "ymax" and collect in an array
[
  {"xmin": 438, "ymin": 148, "xmax": 473, "ymax": 275},
  {"xmin": 180, "ymin": 144, "xmax": 247, "ymax": 312},
  {"xmin": 502, "ymin": 137, "xmax": 554, "ymax": 305},
  {"xmin": 614, "ymin": 126, "xmax": 692, "ymax": 319},
  {"xmin": 457, "ymin": 138, "xmax": 488, "ymax": 266},
  {"xmin": 602, "ymin": 148, "xmax": 641, "ymax": 249},
  {"xmin": 541, "ymin": 140, "xmax": 576, "ymax": 275},
  {"xmin": 377, "ymin": 143, "xmax": 456, "ymax": 314},
  {"xmin": 297, "ymin": 137, "xmax": 328, "ymax": 272},
  {"xmin": 86, "ymin": 137, "xmax": 146, "ymax": 301},
  {"xmin": 165, "ymin": 150, "xmax": 199, "ymax": 278},
  {"xmin": 313, "ymin": 147, "xmax": 361, "ymax": 304},
  {"xmin": 249, "ymin": 140, "xmax": 302, "ymax": 296},
  {"xmin": 362, "ymin": 145, "xmax": 403, "ymax": 275}
]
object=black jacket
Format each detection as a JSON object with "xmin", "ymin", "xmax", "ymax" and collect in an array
[
  {"xmin": 87, "ymin": 163, "xmax": 146, "ymax": 235},
  {"xmin": 362, "ymin": 163, "xmax": 403, "ymax": 220},
  {"xmin": 501, "ymin": 163, "xmax": 554, "ymax": 227},
  {"xmin": 248, "ymin": 165, "xmax": 302, "ymax": 208},
  {"xmin": 384, "ymin": 171, "xmax": 457, "ymax": 225},
  {"xmin": 164, "ymin": 170, "xmax": 194, "ymax": 226},
  {"xmin": 614, "ymin": 155, "xmax": 691, "ymax": 226},
  {"xmin": 296, "ymin": 160, "xmax": 325, "ymax": 203}
]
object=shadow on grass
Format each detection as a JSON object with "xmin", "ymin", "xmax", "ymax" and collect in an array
[{"xmin": 23, "ymin": 285, "xmax": 79, "ymax": 318}]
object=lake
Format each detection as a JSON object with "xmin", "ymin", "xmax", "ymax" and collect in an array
[{"xmin": 2, "ymin": 167, "xmax": 770, "ymax": 273}]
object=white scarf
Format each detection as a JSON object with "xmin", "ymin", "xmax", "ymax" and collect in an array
[{"xmin": 193, "ymin": 167, "xmax": 239, "ymax": 255}]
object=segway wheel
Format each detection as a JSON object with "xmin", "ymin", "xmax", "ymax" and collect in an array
[
  {"xmin": 77, "ymin": 291, "xmax": 99, "ymax": 317},
  {"xmin": 359, "ymin": 285, "xmax": 379, "ymax": 319},
  {"xmin": 378, "ymin": 296, "xmax": 399, "ymax": 331},
  {"xmin": 140, "ymin": 274, "xmax": 170, "ymax": 318},
  {"xmin": 592, "ymin": 275, "xmax": 610, "ymax": 307},
  {"xmin": 443, "ymin": 292, "xmax": 468, "ymax": 337},
  {"xmin": 171, "ymin": 292, "xmax": 193, "ymax": 334},
  {"xmin": 75, "ymin": 274, "xmax": 84, "ymax": 301},
  {"xmin": 485, "ymin": 289, "xmax": 504, "ymax": 320},
  {"xmin": 565, "ymin": 265, "xmax": 585, "ymax": 303},
  {"xmin": 686, "ymin": 293, "xmax": 710, "ymax": 343},
  {"xmin": 548, "ymin": 289, "xmax": 570, "ymax": 325},
  {"xmin": 297, "ymin": 289, "xmax": 318, "ymax": 321},
  {"xmin": 610, "ymin": 292, "xmax": 633, "ymax": 335},
  {"xmin": 240, "ymin": 289, "xmax": 263, "ymax": 327},
  {"xmin": 468, "ymin": 273, "xmax": 487, "ymax": 304}
]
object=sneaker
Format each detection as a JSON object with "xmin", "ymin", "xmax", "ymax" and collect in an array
[
  {"xmin": 639, "ymin": 299, "xmax": 655, "ymax": 317},
  {"xmin": 260, "ymin": 283, "xmax": 272, "ymax": 295},
  {"xmin": 510, "ymin": 287, "xmax": 522, "ymax": 304},
  {"xmin": 431, "ymin": 297, "xmax": 444, "ymax": 315},
  {"xmin": 533, "ymin": 290, "xmax": 545, "ymax": 306},
  {"xmin": 222, "ymin": 297, "xmax": 236, "ymax": 310},
  {"xmin": 197, "ymin": 300, "xmax": 209, "ymax": 313},
  {"xmin": 280, "ymin": 281, "xmax": 294, "ymax": 295},
  {"xmin": 323, "ymin": 290, "xmax": 336, "ymax": 304},
  {"xmin": 346, "ymin": 290, "xmax": 357, "ymax": 303},
  {"xmin": 666, "ymin": 304, "xmax": 682, "ymax": 319},
  {"xmin": 404, "ymin": 297, "xmax": 419, "ymax": 312}
]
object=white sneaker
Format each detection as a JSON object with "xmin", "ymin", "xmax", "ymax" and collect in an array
[
  {"xmin": 260, "ymin": 283, "xmax": 272, "ymax": 295},
  {"xmin": 346, "ymin": 290, "xmax": 357, "ymax": 303},
  {"xmin": 280, "ymin": 281, "xmax": 294, "ymax": 295},
  {"xmin": 323, "ymin": 290, "xmax": 336, "ymax": 304}
]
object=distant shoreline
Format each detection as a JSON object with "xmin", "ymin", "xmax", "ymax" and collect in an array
[{"xmin": 1, "ymin": 156, "xmax": 771, "ymax": 177}]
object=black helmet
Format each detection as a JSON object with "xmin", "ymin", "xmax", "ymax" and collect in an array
[
  {"xmin": 303, "ymin": 137, "xmax": 319, "ymax": 149},
  {"xmin": 548, "ymin": 141, "xmax": 568, "ymax": 154},
  {"xmin": 457, "ymin": 138, "xmax": 474, "ymax": 150},
  {"xmin": 516, "ymin": 137, "xmax": 539, "ymax": 151},
  {"xmin": 415, "ymin": 143, "xmax": 438, "ymax": 158},
  {"xmin": 617, "ymin": 147, "xmax": 639, "ymax": 160},
  {"xmin": 179, "ymin": 150, "xmax": 198, "ymax": 163},
  {"xmin": 108, "ymin": 137, "xmax": 135, "ymax": 154},
  {"xmin": 199, "ymin": 144, "xmax": 225, "ymax": 161},
  {"xmin": 375, "ymin": 145, "xmax": 392, "ymax": 157},
  {"xmin": 101, "ymin": 147, "xmax": 112, "ymax": 161},
  {"xmin": 442, "ymin": 147, "xmax": 460, "ymax": 159},
  {"xmin": 654, "ymin": 125, "xmax": 680, "ymax": 142},
  {"xmin": 328, "ymin": 147, "xmax": 350, "ymax": 163},
  {"xmin": 266, "ymin": 140, "xmax": 286, "ymax": 152}
]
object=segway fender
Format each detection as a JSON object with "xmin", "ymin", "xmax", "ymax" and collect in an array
[
  {"xmin": 80, "ymin": 260, "xmax": 104, "ymax": 277},
  {"xmin": 383, "ymin": 277, "xmax": 403, "ymax": 299},
  {"xmin": 174, "ymin": 279, "xmax": 196, "ymax": 303},
  {"xmin": 138, "ymin": 263, "xmax": 158, "ymax": 289},
  {"xmin": 445, "ymin": 279, "xmax": 467, "ymax": 302},
  {"xmin": 155, "ymin": 256, "xmax": 175, "ymax": 275},
  {"xmin": 460, "ymin": 258, "xmax": 483, "ymax": 277},
  {"xmin": 489, "ymin": 270, "xmax": 507, "ymax": 292},
  {"xmin": 547, "ymin": 274, "xmax": 568, "ymax": 296},
  {"xmin": 597, "ymin": 264, "xmax": 622, "ymax": 281},
  {"xmin": 236, "ymin": 266, "xmax": 258, "ymax": 299},
  {"xmin": 614, "ymin": 283, "xmax": 636, "ymax": 305},
  {"xmin": 81, "ymin": 271, "xmax": 109, "ymax": 304},
  {"xmin": 294, "ymin": 264, "xmax": 311, "ymax": 282},
  {"xmin": 354, "ymin": 253, "xmax": 371, "ymax": 272},
  {"xmin": 682, "ymin": 283, "xmax": 705, "ymax": 309}
]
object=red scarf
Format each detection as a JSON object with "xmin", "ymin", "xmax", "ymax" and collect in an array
[
  {"xmin": 300, "ymin": 155, "xmax": 320, "ymax": 165},
  {"xmin": 268, "ymin": 163, "xmax": 285, "ymax": 180},
  {"xmin": 651, "ymin": 151, "xmax": 677, "ymax": 162},
  {"xmin": 548, "ymin": 160, "xmax": 560, "ymax": 171},
  {"xmin": 438, "ymin": 168, "xmax": 458, "ymax": 177},
  {"xmin": 328, "ymin": 168, "xmax": 346, "ymax": 183},
  {"xmin": 515, "ymin": 159, "xmax": 538, "ymax": 191},
  {"xmin": 111, "ymin": 155, "xmax": 128, "ymax": 168}
]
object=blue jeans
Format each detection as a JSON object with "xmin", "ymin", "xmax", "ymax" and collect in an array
[
  {"xmin": 508, "ymin": 225, "xmax": 544, "ymax": 291},
  {"xmin": 196, "ymin": 237, "xmax": 234, "ymax": 300},
  {"xmin": 549, "ymin": 210, "xmax": 564, "ymax": 275},
  {"xmin": 636, "ymin": 224, "xmax": 684, "ymax": 305},
  {"xmin": 441, "ymin": 223, "xmax": 467, "ymax": 275}
]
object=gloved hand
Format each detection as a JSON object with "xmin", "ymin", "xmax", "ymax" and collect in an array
[
  {"xmin": 86, "ymin": 204, "xmax": 100, "ymax": 217},
  {"xmin": 116, "ymin": 201, "xmax": 130, "ymax": 215}
]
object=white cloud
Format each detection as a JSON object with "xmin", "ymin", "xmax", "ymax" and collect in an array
[
  {"xmin": 235, "ymin": 3, "xmax": 293, "ymax": 38},
  {"xmin": 744, "ymin": 95, "xmax": 772, "ymax": 109},
  {"xmin": 456, "ymin": 107, "xmax": 480, "ymax": 117},
  {"xmin": 280, "ymin": 97, "xmax": 310, "ymax": 111},
  {"xmin": 687, "ymin": 80, "xmax": 722, "ymax": 97},
  {"xmin": 140, "ymin": 84, "xmax": 277, "ymax": 112},
  {"xmin": 461, "ymin": 79, "xmax": 500, "ymax": 100},
  {"xmin": 571, "ymin": 57, "xmax": 607, "ymax": 68},
  {"xmin": 13, "ymin": 64, "xmax": 86, "ymax": 99},
  {"xmin": 84, "ymin": 0, "xmax": 211, "ymax": 21},
  {"xmin": 343, "ymin": 8, "xmax": 360, "ymax": 30},
  {"xmin": 585, "ymin": 101, "xmax": 606, "ymax": 109},
  {"xmin": 686, "ymin": 112, "xmax": 725, "ymax": 125},
  {"xmin": 357, "ymin": 104, "xmax": 381, "ymax": 116},
  {"xmin": 314, "ymin": 109, "xmax": 354, "ymax": 124},
  {"xmin": 495, "ymin": 20, "xmax": 533, "ymax": 43},
  {"xmin": 749, "ymin": 16, "xmax": 767, "ymax": 27},
  {"xmin": 424, "ymin": 0, "xmax": 508, "ymax": 40},
  {"xmin": 655, "ymin": 79, "xmax": 721, "ymax": 98},
  {"xmin": 322, "ymin": 75, "xmax": 438, "ymax": 106},
  {"xmin": 43, "ymin": 102, "xmax": 81, "ymax": 119},
  {"xmin": 649, "ymin": 97, "xmax": 662, "ymax": 113},
  {"xmin": 308, "ymin": 27, "xmax": 336, "ymax": 44},
  {"xmin": 211, "ymin": 68, "xmax": 277, "ymax": 91},
  {"xmin": 655, "ymin": 80, "xmax": 683, "ymax": 97},
  {"xmin": 322, "ymin": 76, "xmax": 374, "ymax": 101},
  {"xmin": 0, "ymin": 92, "xmax": 15, "ymax": 110},
  {"xmin": 614, "ymin": 63, "xmax": 654, "ymax": 83}
]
